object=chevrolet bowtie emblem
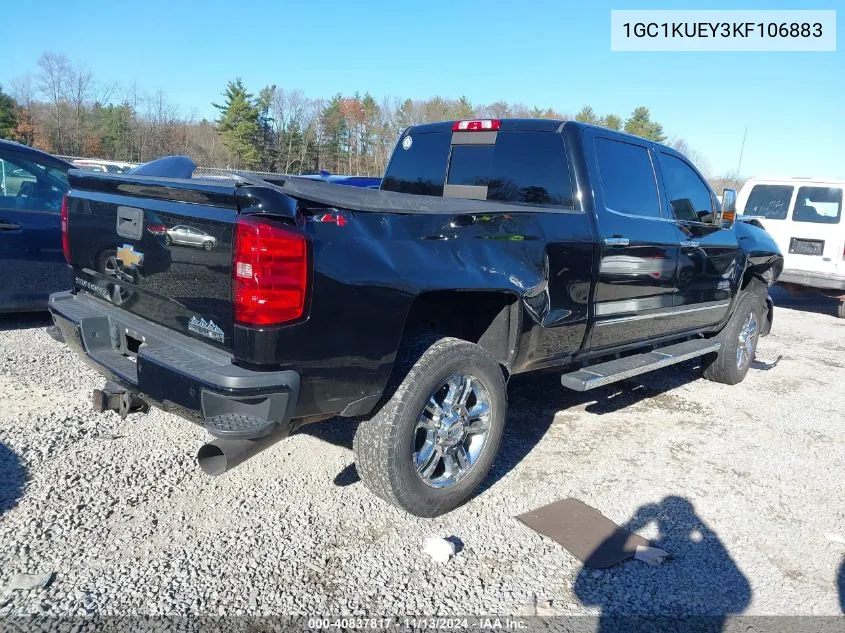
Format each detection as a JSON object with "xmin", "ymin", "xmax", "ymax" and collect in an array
[{"xmin": 116, "ymin": 244, "xmax": 144, "ymax": 269}]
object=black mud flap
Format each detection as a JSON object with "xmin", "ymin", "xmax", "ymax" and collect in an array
[{"xmin": 761, "ymin": 295, "xmax": 774, "ymax": 337}]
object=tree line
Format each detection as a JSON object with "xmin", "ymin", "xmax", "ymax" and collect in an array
[{"xmin": 1, "ymin": 51, "xmax": 721, "ymax": 182}]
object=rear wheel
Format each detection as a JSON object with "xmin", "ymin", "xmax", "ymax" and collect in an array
[
  {"xmin": 702, "ymin": 291, "xmax": 763, "ymax": 385},
  {"xmin": 353, "ymin": 337, "xmax": 506, "ymax": 517},
  {"xmin": 203, "ymin": 241, "xmax": 213, "ymax": 251}
]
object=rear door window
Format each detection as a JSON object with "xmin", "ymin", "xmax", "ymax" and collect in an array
[
  {"xmin": 594, "ymin": 137, "xmax": 661, "ymax": 218},
  {"xmin": 791, "ymin": 186, "xmax": 842, "ymax": 224},
  {"xmin": 743, "ymin": 184, "xmax": 793, "ymax": 220}
]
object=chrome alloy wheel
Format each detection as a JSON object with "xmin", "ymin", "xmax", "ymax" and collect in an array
[
  {"xmin": 736, "ymin": 311, "xmax": 759, "ymax": 371},
  {"xmin": 412, "ymin": 373, "xmax": 492, "ymax": 488}
]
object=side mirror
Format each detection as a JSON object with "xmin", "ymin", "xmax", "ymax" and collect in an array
[{"xmin": 720, "ymin": 188, "xmax": 737, "ymax": 226}]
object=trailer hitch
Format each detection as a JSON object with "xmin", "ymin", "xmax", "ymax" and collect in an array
[{"xmin": 92, "ymin": 382, "xmax": 149, "ymax": 419}]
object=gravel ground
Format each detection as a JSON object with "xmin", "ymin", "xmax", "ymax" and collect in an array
[{"xmin": 0, "ymin": 292, "xmax": 843, "ymax": 619}]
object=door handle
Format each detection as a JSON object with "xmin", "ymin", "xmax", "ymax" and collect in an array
[
  {"xmin": 0, "ymin": 221, "xmax": 22, "ymax": 231},
  {"xmin": 603, "ymin": 237, "xmax": 630, "ymax": 247},
  {"xmin": 681, "ymin": 240, "xmax": 700, "ymax": 249}
]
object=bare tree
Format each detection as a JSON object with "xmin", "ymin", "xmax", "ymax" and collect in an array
[
  {"xmin": 36, "ymin": 52, "xmax": 72, "ymax": 152},
  {"xmin": 10, "ymin": 74, "xmax": 35, "ymax": 109},
  {"xmin": 68, "ymin": 64, "xmax": 94, "ymax": 154}
]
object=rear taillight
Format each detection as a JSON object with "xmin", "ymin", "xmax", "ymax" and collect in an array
[
  {"xmin": 233, "ymin": 215, "xmax": 309, "ymax": 326},
  {"xmin": 147, "ymin": 224, "xmax": 167, "ymax": 235},
  {"xmin": 61, "ymin": 194, "xmax": 71, "ymax": 264},
  {"xmin": 452, "ymin": 119, "xmax": 501, "ymax": 132}
]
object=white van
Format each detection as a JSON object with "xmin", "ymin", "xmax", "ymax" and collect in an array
[{"xmin": 737, "ymin": 177, "xmax": 845, "ymax": 318}]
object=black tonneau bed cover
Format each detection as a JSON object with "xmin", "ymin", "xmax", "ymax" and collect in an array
[
  {"xmin": 251, "ymin": 173, "xmax": 568, "ymax": 215},
  {"xmin": 68, "ymin": 161, "xmax": 568, "ymax": 216}
]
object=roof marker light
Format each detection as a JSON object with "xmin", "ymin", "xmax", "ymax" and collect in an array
[{"xmin": 452, "ymin": 119, "xmax": 501, "ymax": 132}]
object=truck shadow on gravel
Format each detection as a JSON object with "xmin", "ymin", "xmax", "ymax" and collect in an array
[
  {"xmin": 769, "ymin": 286, "xmax": 842, "ymax": 318},
  {"xmin": 309, "ymin": 361, "xmax": 708, "ymax": 492},
  {"xmin": 0, "ymin": 443, "xmax": 28, "ymax": 517},
  {"xmin": 573, "ymin": 496, "xmax": 751, "ymax": 632},
  {"xmin": 0, "ymin": 312, "xmax": 53, "ymax": 332}
]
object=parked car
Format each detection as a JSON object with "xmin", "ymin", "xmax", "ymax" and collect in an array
[
  {"xmin": 292, "ymin": 171, "xmax": 382, "ymax": 189},
  {"xmin": 165, "ymin": 225, "xmax": 217, "ymax": 250},
  {"xmin": 48, "ymin": 120, "xmax": 782, "ymax": 516},
  {"xmin": 737, "ymin": 177, "xmax": 845, "ymax": 317},
  {"xmin": 72, "ymin": 159, "xmax": 137, "ymax": 174},
  {"xmin": 0, "ymin": 140, "xmax": 72, "ymax": 312}
]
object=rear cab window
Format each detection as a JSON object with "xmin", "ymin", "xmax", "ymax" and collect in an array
[
  {"xmin": 382, "ymin": 126, "xmax": 575, "ymax": 209},
  {"xmin": 381, "ymin": 133, "xmax": 451, "ymax": 196}
]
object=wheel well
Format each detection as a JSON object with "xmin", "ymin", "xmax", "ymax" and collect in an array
[
  {"xmin": 741, "ymin": 275, "xmax": 772, "ymax": 334},
  {"xmin": 401, "ymin": 291, "xmax": 519, "ymax": 370},
  {"xmin": 741, "ymin": 274, "xmax": 768, "ymax": 300}
]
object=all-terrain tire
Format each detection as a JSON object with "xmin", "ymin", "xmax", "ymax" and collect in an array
[
  {"xmin": 702, "ymin": 290, "xmax": 764, "ymax": 385},
  {"xmin": 353, "ymin": 337, "xmax": 507, "ymax": 517}
]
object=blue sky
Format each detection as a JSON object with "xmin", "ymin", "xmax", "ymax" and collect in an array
[{"xmin": 3, "ymin": 0, "xmax": 842, "ymax": 178}]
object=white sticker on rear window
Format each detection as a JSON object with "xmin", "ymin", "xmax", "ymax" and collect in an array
[{"xmin": 402, "ymin": 135, "xmax": 413, "ymax": 150}]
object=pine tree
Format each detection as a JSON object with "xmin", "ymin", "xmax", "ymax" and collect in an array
[
  {"xmin": 575, "ymin": 106, "xmax": 600, "ymax": 125},
  {"xmin": 257, "ymin": 86, "xmax": 277, "ymax": 170},
  {"xmin": 213, "ymin": 79, "xmax": 263, "ymax": 169},
  {"xmin": 602, "ymin": 114, "xmax": 622, "ymax": 131},
  {"xmin": 0, "ymin": 86, "xmax": 17, "ymax": 140},
  {"xmin": 321, "ymin": 95, "xmax": 346, "ymax": 174},
  {"xmin": 455, "ymin": 96, "xmax": 474, "ymax": 119},
  {"xmin": 623, "ymin": 106, "xmax": 666, "ymax": 142}
]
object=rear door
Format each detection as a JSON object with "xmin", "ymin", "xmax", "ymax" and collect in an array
[
  {"xmin": 0, "ymin": 150, "xmax": 69, "ymax": 310},
  {"xmin": 586, "ymin": 131, "xmax": 682, "ymax": 349},
  {"xmin": 784, "ymin": 185, "xmax": 843, "ymax": 276},
  {"xmin": 655, "ymin": 151, "xmax": 738, "ymax": 329}
]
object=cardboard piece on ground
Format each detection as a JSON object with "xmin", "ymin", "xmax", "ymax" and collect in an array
[{"xmin": 517, "ymin": 498, "xmax": 650, "ymax": 568}]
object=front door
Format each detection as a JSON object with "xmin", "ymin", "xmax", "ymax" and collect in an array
[
  {"xmin": 0, "ymin": 151, "xmax": 69, "ymax": 310},
  {"xmin": 587, "ymin": 132, "xmax": 682, "ymax": 349},
  {"xmin": 655, "ymin": 151, "xmax": 738, "ymax": 330}
]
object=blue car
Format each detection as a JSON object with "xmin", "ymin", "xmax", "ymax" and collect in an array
[
  {"xmin": 292, "ymin": 171, "xmax": 382, "ymax": 189},
  {"xmin": 0, "ymin": 140, "xmax": 71, "ymax": 311}
]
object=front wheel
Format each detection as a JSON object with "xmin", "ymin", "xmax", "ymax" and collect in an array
[
  {"xmin": 702, "ymin": 291, "xmax": 763, "ymax": 385},
  {"xmin": 203, "ymin": 241, "xmax": 213, "ymax": 251},
  {"xmin": 353, "ymin": 337, "xmax": 507, "ymax": 517}
]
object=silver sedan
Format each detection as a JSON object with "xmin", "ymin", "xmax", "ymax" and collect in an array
[{"xmin": 165, "ymin": 225, "xmax": 216, "ymax": 250}]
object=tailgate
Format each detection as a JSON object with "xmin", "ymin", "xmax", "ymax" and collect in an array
[{"xmin": 65, "ymin": 171, "xmax": 239, "ymax": 350}]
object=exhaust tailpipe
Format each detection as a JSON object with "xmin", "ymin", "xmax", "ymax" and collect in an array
[{"xmin": 197, "ymin": 428, "xmax": 290, "ymax": 476}]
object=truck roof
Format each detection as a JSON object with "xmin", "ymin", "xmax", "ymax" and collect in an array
[
  {"xmin": 408, "ymin": 118, "xmax": 566, "ymax": 134},
  {"xmin": 405, "ymin": 119, "xmax": 680, "ymax": 153}
]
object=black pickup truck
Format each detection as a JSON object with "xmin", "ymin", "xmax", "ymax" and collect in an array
[{"xmin": 48, "ymin": 119, "xmax": 783, "ymax": 517}]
